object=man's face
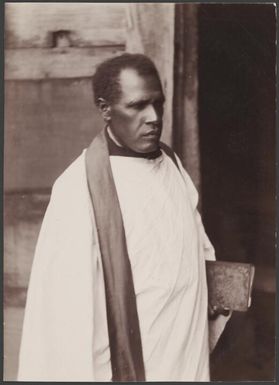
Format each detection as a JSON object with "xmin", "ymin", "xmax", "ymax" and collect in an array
[{"xmin": 107, "ymin": 68, "xmax": 165, "ymax": 153}]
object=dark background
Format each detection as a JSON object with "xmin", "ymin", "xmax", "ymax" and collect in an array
[{"xmin": 198, "ymin": 5, "xmax": 276, "ymax": 380}]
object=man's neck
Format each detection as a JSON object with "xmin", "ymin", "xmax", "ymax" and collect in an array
[{"xmin": 107, "ymin": 126, "xmax": 124, "ymax": 148}]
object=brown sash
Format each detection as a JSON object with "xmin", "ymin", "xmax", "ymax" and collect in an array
[
  {"xmin": 85, "ymin": 129, "xmax": 179, "ymax": 381},
  {"xmin": 85, "ymin": 129, "xmax": 145, "ymax": 381}
]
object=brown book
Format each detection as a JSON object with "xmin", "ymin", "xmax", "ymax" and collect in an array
[{"xmin": 206, "ymin": 260, "xmax": 255, "ymax": 312}]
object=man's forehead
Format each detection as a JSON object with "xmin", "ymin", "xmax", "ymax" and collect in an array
[{"xmin": 118, "ymin": 68, "xmax": 163, "ymax": 96}]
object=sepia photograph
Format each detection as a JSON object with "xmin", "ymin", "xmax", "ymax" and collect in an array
[{"xmin": 3, "ymin": 2, "xmax": 276, "ymax": 382}]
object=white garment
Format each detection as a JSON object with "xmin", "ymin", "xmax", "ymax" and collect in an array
[
  {"xmin": 18, "ymin": 152, "xmax": 97, "ymax": 381},
  {"xmin": 17, "ymin": 149, "xmax": 225, "ymax": 382},
  {"xmin": 110, "ymin": 152, "xmax": 213, "ymax": 381}
]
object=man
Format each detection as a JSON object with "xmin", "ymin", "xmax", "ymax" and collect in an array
[{"xmin": 18, "ymin": 53, "xmax": 230, "ymax": 381}]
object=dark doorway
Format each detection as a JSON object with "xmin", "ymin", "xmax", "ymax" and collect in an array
[
  {"xmin": 198, "ymin": 4, "xmax": 276, "ymax": 380},
  {"xmin": 199, "ymin": 4, "xmax": 275, "ymax": 267}
]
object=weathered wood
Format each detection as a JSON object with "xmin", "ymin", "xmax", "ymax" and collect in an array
[
  {"xmin": 5, "ymin": 46, "xmax": 125, "ymax": 80},
  {"xmin": 125, "ymin": 4, "xmax": 175, "ymax": 146},
  {"xmin": 173, "ymin": 4, "xmax": 201, "ymax": 193},
  {"xmin": 5, "ymin": 4, "xmax": 126, "ymax": 80},
  {"xmin": 4, "ymin": 78, "xmax": 104, "ymax": 191},
  {"xmin": 5, "ymin": 3, "xmax": 127, "ymax": 48}
]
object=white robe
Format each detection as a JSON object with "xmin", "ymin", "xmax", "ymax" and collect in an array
[
  {"xmin": 17, "ymin": 149, "xmax": 228, "ymax": 381},
  {"xmin": 110, "ymin": 152, "xmax": 213, "ymax": 381}
]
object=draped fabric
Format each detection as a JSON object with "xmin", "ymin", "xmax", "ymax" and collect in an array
[
  {"xmin": 18, "ymin": 152, "xmax": 97, "ymax": 381},
  {"xmin": 18, "ymin": 129, "xmax": 229, "ymax": 381},
  {"xmin": 85, "ymin": 130, "xmax": 186, "ymax": 380},
  {"xmin": 109, "ymin": 151, "xmax": 211, "ymax": 380}
]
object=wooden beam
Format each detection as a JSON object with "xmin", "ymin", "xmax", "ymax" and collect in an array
[
  {"xmin": 5, "ymin": 46, "xmax": 125, "ymax": 80},
  {"xmin": 173, "ymin": 4, "xmax": 201, "ymax": 193}
]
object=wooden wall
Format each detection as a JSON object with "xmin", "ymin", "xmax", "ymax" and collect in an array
[
  {"xmin": 5, "ymin": 3, "xmax": 127, "ymax": 192},
  {"xmin": 5, "ymin": 3, "xmax": 175, "ymax": 191}
]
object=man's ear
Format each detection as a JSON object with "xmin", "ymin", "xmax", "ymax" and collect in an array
[{"xmin": 97, "ymin": 98, "xmax": 111, "ymax": 122}]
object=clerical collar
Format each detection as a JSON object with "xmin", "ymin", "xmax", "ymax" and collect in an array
[{"xmin": 105, "ymin": 127, "xmax": 162, "ymax": 160}]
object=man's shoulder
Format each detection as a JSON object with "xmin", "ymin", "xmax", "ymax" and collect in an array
[
  {"xmin": 159, "ymin": 144, "xmax": 199, "ymax": 203},
  {"xmin": 160, "ymin": 141, "xmax": 179, "ymax": 169},
  {"xmin": 52, "ymin": 150, "xmax": 87, "ymax": 196}
]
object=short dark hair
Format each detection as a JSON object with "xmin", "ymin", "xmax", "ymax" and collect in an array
[{"xmin": 92, "ymin": 53, "xmax": 161, "ymax": 105}]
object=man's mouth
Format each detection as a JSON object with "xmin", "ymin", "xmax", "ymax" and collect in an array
[
  {"xmin": 143, "ymin": 132, "xmax": 159, "ymax": 137},
  {"xmin": 142, "ymin": 127, "xmax": 161, "ymax": 138}
]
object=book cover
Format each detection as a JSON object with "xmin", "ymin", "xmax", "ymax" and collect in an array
[{"xmin": 206, "ymin": 260, "xmax": 255, "ymax": 312}]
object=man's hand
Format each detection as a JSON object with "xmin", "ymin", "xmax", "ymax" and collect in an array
[
  {"xmin": 208, "ymin": 305, "xmax": 233, "ymax": 353},
  {"xmin": 208, "ymin": 304, "xmax": 231, "ymax": 320}
]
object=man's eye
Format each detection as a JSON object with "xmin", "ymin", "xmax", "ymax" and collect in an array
[
  {"xmin": 133, "ymin": 102, "xmax": 147, "ymax": 110},
  {"xmin": 154, "ymin": 101, "xmax": 164, "ymax": 110}
]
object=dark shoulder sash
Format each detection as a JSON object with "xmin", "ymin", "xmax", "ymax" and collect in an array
[{"xmin": 85, "ymin": 129, "xmax": 145, "ymax": 381}]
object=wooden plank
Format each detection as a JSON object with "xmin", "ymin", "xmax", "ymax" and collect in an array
[
  {"xmin": 6, "ymin": 27, "xmax": 126, "ymax": 49},
  {"xmin": 5, "ymin": 3, "xmax": 127, "ymax": 48},
  {"xmin": 4, "ymin": 78, "xmax": 104, "ymax": 191},
  {"xmin": 5, "ymin": 46, "xmax": 125, "ymax": 80},
  {"xmin": 172, "ymin": 4, "xmax": 201, "ymax": 192}
]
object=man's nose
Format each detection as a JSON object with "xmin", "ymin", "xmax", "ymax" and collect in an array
[{"xmin": 145, "ymin": 104, "xmax": 160, "ymax": 123}]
